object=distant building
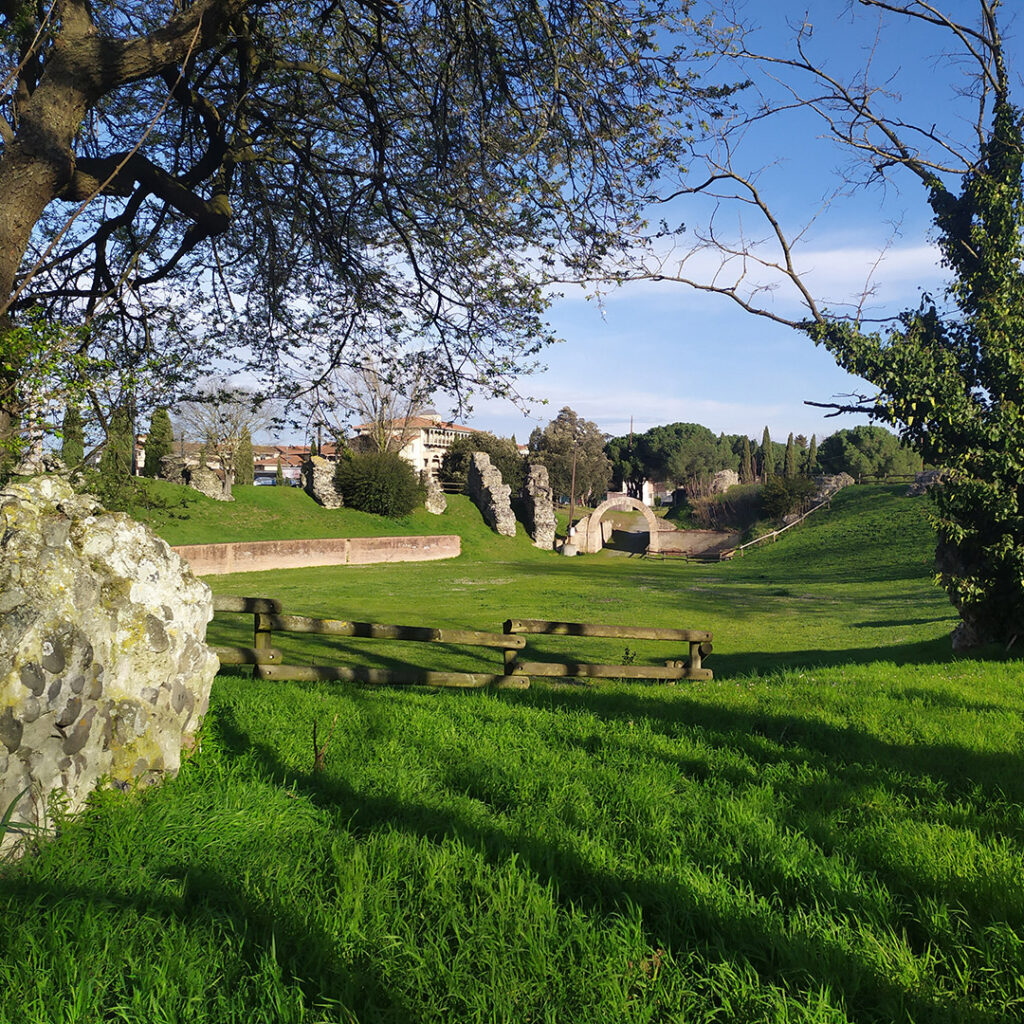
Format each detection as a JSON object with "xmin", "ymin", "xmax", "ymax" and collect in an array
[{"xmin": 351, "ymin": 411, "xmax": 478, "ymax": 478}]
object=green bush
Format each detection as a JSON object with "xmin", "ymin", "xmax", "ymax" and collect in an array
[
  {"xmin": 761, "ymin": 475, "xmax": 815, "ymax": 519},
  {"xmin": 335, "ymin": 450, "xmax": 424, "ymax": 517},
  {"xmin": 441, "ymin": 432, "xmax": 525, "ymax": 493}
]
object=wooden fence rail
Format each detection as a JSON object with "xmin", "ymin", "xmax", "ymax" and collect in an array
[{"xmin": 210, "ymin": 597, "xmax": 713, "ymax": 688}]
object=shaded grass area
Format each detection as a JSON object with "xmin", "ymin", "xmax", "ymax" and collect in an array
[{"xmin": 2, "ymin": 485, "xmax": 1023, "ymax": 1022}]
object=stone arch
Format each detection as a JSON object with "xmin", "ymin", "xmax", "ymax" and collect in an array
[{"xmin": 579, "ymin": 496, "xmax": 661, "ymax": 554}]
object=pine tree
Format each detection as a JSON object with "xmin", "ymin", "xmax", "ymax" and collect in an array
[
  {"xmin": 60, "ymin": 405, "xmax": 84, "ymax": 469},
  {"xmin": 275, "ymin": 457, "xmax": 285, "ymax": 485},
  {"xmin": 235, "ymin": 427, "xmax": 254, "ymax": 485},
  {"xmin": 784, "ymin": 432, "xmax": 796, "ymax": 478},
  {"xmin": 760, "ymin": 427, "xmax": 774, "ymax": 480},
  {"xmin": 739, "ymin": 436, "xmax": 754, "ymax": 484},
  {"xmin": 100, "ymin": 407, "xmax": 134, "ymax": 483},
  {"xmin": 142, "ymin": 407, "xmax": 173, "ymax": 478},
  {"xmin": 805, "ymin": 434, "xmax": 818, "ymax": 477}
]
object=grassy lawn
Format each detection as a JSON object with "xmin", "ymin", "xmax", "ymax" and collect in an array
[{"xmin": 2, "ymin": 485, "xmax": 1023, "ymax": 1023}]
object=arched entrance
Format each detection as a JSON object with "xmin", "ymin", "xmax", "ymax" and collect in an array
[{"xmin": 578, "ymin": 496, "xmax": 661, "ymax": 554}]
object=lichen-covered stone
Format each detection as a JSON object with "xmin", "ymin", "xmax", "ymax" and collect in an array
[
  {"xmin": 300, "ymin": 456, "xmax": 343, "ymax": 508},
  {"xmin": 812, "ymin": 473, "xmax": 855, "ymax": 503},
  {"xmin": 0, "ymin": 474, "xmax": 218, "ymax": 856},
  {"xmin": 467, "ymin": 452, "xmax": 516, "ymax": 537},
  {"xmin": 160, "ymin": 454, "xmax": 232, "ymax": 501},
  {"xmin": 519, "ymin": 464, "xmax": 555, "ymax": 549},
  {"xmin": 711, "ymin": 469, "xmax": 739, "ymax": 494},
  {"xmin": 420, "ymin": 471, "xmax": 447, "ymax": 515}
]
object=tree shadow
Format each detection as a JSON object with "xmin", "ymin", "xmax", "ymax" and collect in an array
[
  {"xmin": 206, "ymin": 698, "xmax": 1017, "ymax": 1024},
  {"xmin": 0, "ymin": 851, "xmax": 412, "ymax": 1022}
]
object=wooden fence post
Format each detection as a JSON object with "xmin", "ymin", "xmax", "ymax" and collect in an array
[{"xmin": 253, "ymin": 613, "xmax": 273, "ymax": 680}]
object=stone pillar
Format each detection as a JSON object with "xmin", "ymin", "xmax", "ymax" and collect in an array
[
  {"xmin": 301, "ymin": 456, "xmax": 344, "ymax": 508},
  {"xmin": 519, "ymin": 463, "xmax": 556, "ymax": 549},
  {"xmin": 467, "ymin": 452, "xmax": 516, "ymax": 537},
  {"xmin": 420, "ymin": 471, "xmax": 447, "ymax": 515}
]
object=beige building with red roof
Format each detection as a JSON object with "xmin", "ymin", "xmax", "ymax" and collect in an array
[{"xmin": 352, "ymin": 412, "xmax": 478, "ymax": 478}]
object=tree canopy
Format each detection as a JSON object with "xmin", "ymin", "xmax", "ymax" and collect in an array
[
  {"xmin": 529, "ymin": 407, "xmax": 610, "ymax": 505},
  {"xmin": 817, "ymin": 426, "xmax": 923, "ymax": 482},
  {"xmin": 0, "ymin": 0, "xmax": 723, "ymax": 464}
]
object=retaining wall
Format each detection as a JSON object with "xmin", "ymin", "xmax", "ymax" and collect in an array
[{"xmin": 172, "ymin": 535, "xmax": 461, "ymax": 576}]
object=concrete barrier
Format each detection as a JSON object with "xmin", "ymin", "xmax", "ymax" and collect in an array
[{"xmin": 172, "ymin": 534, "xmax": 461, "ymax": 576}]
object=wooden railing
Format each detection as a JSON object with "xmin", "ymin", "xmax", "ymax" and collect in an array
[
  {"xmin": 503, "ymin": 619, "xmax": 713, "ymax": 682},
  {"xmin": 211, "ymin": 597, "xmax": 714, "ymax": 687}
]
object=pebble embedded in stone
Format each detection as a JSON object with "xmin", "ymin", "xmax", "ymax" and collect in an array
[
  {"xmin": 41, "ymin": 634, "xmax": 66, "ymax": 674},
  {"xmin": 0, "ymin": 708, "xmax": 22, "ymax": 753},
  {"xmin": 62, "ymin": 708, "xmax": 96, "ymax": 756},
  {"xmin": 20, "ymin": 696, "xmax": 41, "ymax": 723},
  {"xmin": 69, "ymin": 674, "xmax": 85, "ymax": 694},
  {"xmin": 20, "ymin": 663, "xmax": 45, "ymax": 696},
  {"xmin": 144, "ymin": 615, "xmax": 169, "ymax": 653},
  {"xmin": 56, "ymin": 697, "xmax": 82, "ymax": 729}
]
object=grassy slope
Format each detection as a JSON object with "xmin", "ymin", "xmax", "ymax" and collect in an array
[{"xmin": 2, "ymin": 486, "xmax": 1023, "ymax": 1023}]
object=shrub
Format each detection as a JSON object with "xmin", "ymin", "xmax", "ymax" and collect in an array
[
  {"xmin": 441, "ymin": 432, "xmax": 525, "ymax": 493},
  {"xmin": 761, "ymin": 475, "xmax": 815, "ymax": 520},
  {"xmin": 335, "ymin": 450, "xmax": 424, "ymax": 517}
]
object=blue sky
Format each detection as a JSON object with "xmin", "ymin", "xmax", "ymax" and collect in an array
[{"xmin": 457, "ymin": 0, "xmax": 1020, "ymax": 445}]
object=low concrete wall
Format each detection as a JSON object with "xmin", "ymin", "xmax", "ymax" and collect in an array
[{"xmin": 172, "ymin": 535, "xmax": 461, "ymax": 576}]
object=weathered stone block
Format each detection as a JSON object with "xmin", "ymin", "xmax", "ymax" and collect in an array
[
  {"xmin": 0, "ymin": 475, "xmax": 219, "ymax": 856},
  {"xmin": 301, "ymin": 456, "xmax": 344, "ymax": 508},
  {"xmin": 467, "ymin": 452, "xmax": 516, "ymax": 537},
  {"xmin": 420, "ymin": 471, "xmax": 447, "ymax": 515},
  {"xmin": 519, "ymin": 464, "xmax": 556, "ymax": 549}
]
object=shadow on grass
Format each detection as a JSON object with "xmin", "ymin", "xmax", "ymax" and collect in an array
[{"xmin": 207, "ymin": 697, "xmax": 1017, "ymax": 1024}]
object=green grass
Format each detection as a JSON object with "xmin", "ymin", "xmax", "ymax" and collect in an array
[{"xmin": 2, "ymin": 485, "xmax": 1023, "ymax": 1022}]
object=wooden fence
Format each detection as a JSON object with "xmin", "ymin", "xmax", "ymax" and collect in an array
[{"xmin": 211, "ymin": 596, "xmax": 713, "ymax": 688}]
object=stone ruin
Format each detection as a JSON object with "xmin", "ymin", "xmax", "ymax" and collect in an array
[
  {"xmin": 467, "ymin": 451, "xmax": 516, "ymax": 537},
  {"xmin": 161, "ymin": 452, "xmax": 232, "ymax": 501},
  {"xmin": 420, "ymin": 471, "xmax": 447, "ymax": 515},
  {"xmin": 812, "ymin": 472, "xmax": 854, "ymax": 504},
  {"xmin": 301, "ymin": 455, "xmax": 344, "ymax": 508},
  {"xmin": 907, "ymin": 469, "xmax": 943, "ymax": 497},
  {"xmin": 518, "ymin": 464, "xmax": 556, "ymax": 549},
  {"xmin": 0, "ymin": 474, "xmax": 219, "ymax": 856}
]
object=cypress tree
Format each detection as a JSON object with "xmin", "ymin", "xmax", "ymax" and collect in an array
[
  {"xmin": 235, "ymin": 427, "xmax": 254, "ymax": 485},
  {"xmin": 739, "ymin": 436, "xmax": 754, "ymax": 484},
  {"xmin": 60, "ymin": 404, "xmax": 84, "ymax": 469},
  {"xmin": 309, "ymin": 438, "xmax": 319, "ymax": 459},
  {"xmin": 806, "ymin": 434, "xmax": 818, "ymax": 477},
  {"xmin": 100, "ymin": 407, "xmax": 134, "ymax": 483},
  {"xmin": 142, "ymin": 407, "xmax": 173, "ymax": 478},
  {"xmin": 275, "ymin": 456, "xmax": 285, "ymax": 485},
  {"xmin": 760, "ymin": 426, "xmax": 774, "ymax": 480},
  {"xmin": 784, "ymin": 432, "xmax": 797, "ymax": 478}
]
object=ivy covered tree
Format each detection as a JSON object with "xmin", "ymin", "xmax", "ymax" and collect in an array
[
  {"xmin": 142, "ymin": 407, "xmax": 173, "ymax": 479},
  {"xmin": 628, "ymin": 1, "xmax": 1022, "ymax": 646}
]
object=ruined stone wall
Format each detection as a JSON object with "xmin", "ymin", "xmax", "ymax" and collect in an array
[
  {"xmin": 467, "ymin": 452, "xmax": 516, "ymax": 537},
  {"xmin": 519, "ymin": 464, "xmax": 556, "ymax": 549},
  {"xmin": 0, "ymin": 476, "xmax": 218, "ymax": 855},
  {"xmin": 301, "ymin": 456, "xmax": 344, "ymax": 508}
]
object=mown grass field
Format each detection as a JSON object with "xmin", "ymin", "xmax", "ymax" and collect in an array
[{"xmin": 2, "ymin": 485, "xmax": 1023, "ymax": 1023}]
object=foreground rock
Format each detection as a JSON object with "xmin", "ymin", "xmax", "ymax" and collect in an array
[
  {"xmin": 0, "ymin": 475, "xmax": 218, "ymax": 856},
  {"xmin": 301, "ymin": 455, "xmax": 344, "ymax": 508},
  {"xmin": 467, "ymin": 452, "xmax": 516, "ymax": 537},
  {"xmin": 519, "ymin": 464, "xmax": 556, "ymax": 549}
]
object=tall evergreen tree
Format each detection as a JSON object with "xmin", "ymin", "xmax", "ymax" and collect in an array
[
  {"xmin": 142, "ymin": 407, "xmax": 173, "ymax": 478},
  {"xmin": 275, "ymin": 457, "xmax": 285, "ymax": 486},
  {"xmin": 739, "ymin": 436, "xmax": 754, "ymax": 484},
  {"xmin": 309, "ymin": 438, "xmax": 319, "ymax": 459},
  {"xmin": 784, "ymin": 432, "xmax": 797, "ymax": 478},
  {"xmin": 805, "ymin": 435, "xmax": 818, "ymax": 477},
  {"xmin": 759, "ymin": 427, "xmax": 774, "ymax": 480},
  {"xmin": 60, "ymin": 405, "xmax": 84, "ymax": 469},
  {"xmin": 235, "ymin": 427, "xmax": 255, "ymax": 485},
  {"xmin": 100, "ymin": 407, "xmax": 134, "ymax": 483}
]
